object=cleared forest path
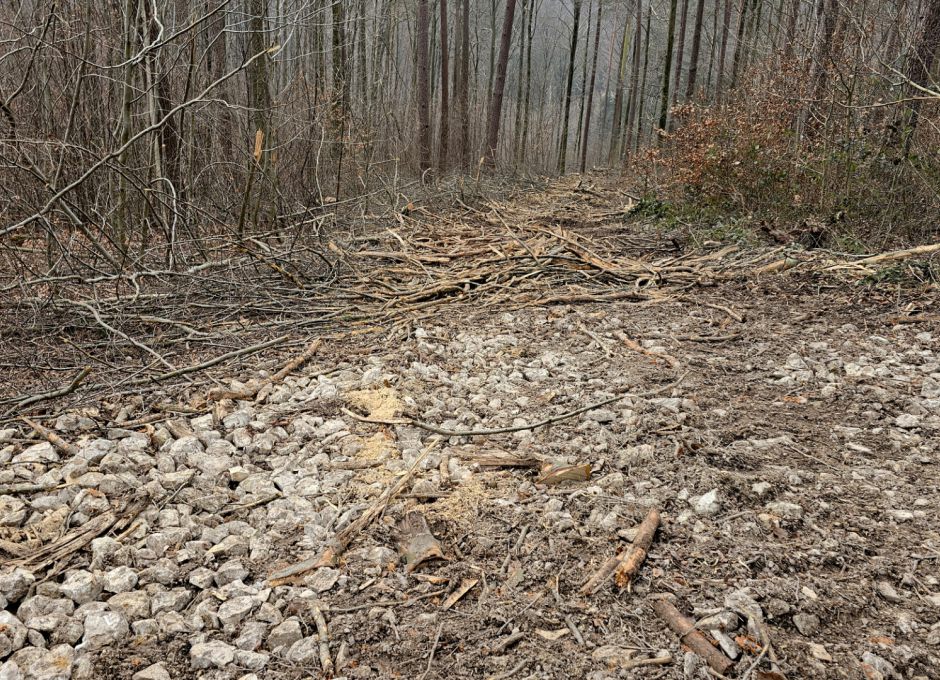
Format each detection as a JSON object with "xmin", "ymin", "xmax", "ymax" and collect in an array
[{"xmin": 2, "ymin": 176, "xmax": 939, "ymax": 679}]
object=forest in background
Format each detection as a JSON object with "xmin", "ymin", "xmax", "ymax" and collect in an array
[{"xmin": 0, "ymin": 0, "xmax": 939, "ymax": 283}]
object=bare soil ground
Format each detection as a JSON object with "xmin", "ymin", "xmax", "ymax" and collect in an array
[{"xmin": 1, "ymin": 177, "xmax": 938, "ymax": 680}]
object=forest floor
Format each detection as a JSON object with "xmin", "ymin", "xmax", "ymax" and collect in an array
[{"xmin": 1, "ymin": 176, "xmax": 939, "ymax": 680}]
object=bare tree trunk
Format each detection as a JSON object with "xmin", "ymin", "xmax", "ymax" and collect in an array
[
  {"xmin": 658, "ymin": 0, "xmax": 679, "ymax": 133},
  {"xmin": 557, "ymin": 0, "xmax": 583, "ymax": 173},
  {"xmin": 731, "ymin": 0, "xmax": 752, "ymax": 89},
  {"xmin": 519, "ymin": 0, "xmax": 536, "ymax": 165},
  {"xmin": 685, "ymin": 0, "xmax": 708, "ymax": 99},
  {"xmin": 624, "ymin": 0, "xmax": 644, "ymax": 156},
  {"xmin": 716, "ymin": 0, "xmax": 733, "ymax": 102},
  {"xmin": 810, "ymin": 0, "xmax": 838, "ymax": 104},
  {"xmin": 899, "ymin": 0, "xmax": 940, "ymax": 150},
  {"xmin": 484, "ymin": 0, "xmax": 518, "ymax": 165},
  {"xmin": 513, "ymin": 0, "xmax": 528, "ymax": 166},
  {"xmin": 417, "ymin": 0, "xmax": 432, "ymax": 174},
  {"xmin": 609, "ymin": 9, "xmax": 632, "ymax": 164},
  {"xmin": 783, "ymin": 0, "xmax": 800, "ymax": 61},
  {"xmin": 332, "ymin": 0, "xmax": 348, "ymax": 196},
  {"xmin": 457, "ymin": 0, "xmax": 471, "ymax": 169},
  {"xmin": 634, "ymin": 2, "xmax": 652, "ymax": 152},
  {"xmin": 580, "ymin": 0, "xmax": 604, "ymax": 173},
  {"xmin": 439, "ymin": 0, "xmax": 450, "ymax": 170},
  {"xmin": 576, "ymin": 0, "xmax": 595, "ymax": 160},
  {"xmin": 706, "ymin": 0, "xmax": 719, "ymax": 95},
  {"xmin": 671, "ymin": 0, "xmax": 690, "ymax": 106}
]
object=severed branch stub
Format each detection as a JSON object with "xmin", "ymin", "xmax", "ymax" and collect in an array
[
  {"xmin": 650, "ymin": 597, "xmax": 734, "ymax": 675},
  {"xmin": 397, "ymin": 510, "xmax": 444, "ymax": 572},
  {"xmin": 581, "ymin": 507, "xmax": 660, "ymax": 595}
]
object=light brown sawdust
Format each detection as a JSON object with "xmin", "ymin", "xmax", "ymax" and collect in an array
[
  {"xmin": 427, "ymin": 474, "xmax": 487, "ymax": 527},
  {"xmin": 345, "ymin": 386, "xmax": 405, "ymax": 420},
  {"xmin": 359, "ymin": 431, "xmax": 397, "ymax": 461}
]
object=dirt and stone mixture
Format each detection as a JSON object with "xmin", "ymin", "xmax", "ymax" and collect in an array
[{"xmin": 1, "ymin": 180, "xmax": 939, "ymax": 680}]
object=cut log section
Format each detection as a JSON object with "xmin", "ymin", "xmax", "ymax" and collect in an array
[{"xmin": 397, "ymin": 510, "xmax": 445, "ymax": 573}]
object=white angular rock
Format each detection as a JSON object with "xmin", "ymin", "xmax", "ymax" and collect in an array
[
  {"xmin": 217, "ymin": 596, "xmax": 256, "ymax": 629},
  {"xmin": 267, "ymin": 619, "xmax": 302, "ymax": 650},
  {"xmin": 234, "ymin": 622, "xmax": 267, "ymax": 651},
  {"xmin": 895, "ymin": 413, "xmax": 920, "ymax": 429},
  {"xmin": 29, "ymin": 646, "xmax": 74, "ymax": 680},
  {"xmin": 12, "ymin": 442, "xmax": 58, "ymax": 464},
  {"xmin": 150, "ymin": 588, "xmax": 192, "ymax": 616},
  {"xmin": 233, "ymin": 650, "xmax": 268, "ymax": 671},
  {"xmin": 190, "ymin": 640, "xmax": 236, "ymax": 670},
  {"xmin": 81, "ymin": 610, "xmax": 128, "ymax": 650},
  {"xmin": 765, "ymin": 501, "xmax": 804, "ymax": 520},
  {"xmin": 692, "ymin": 489, "xmax": 721, "ymax": 517},
  {"xmin": 101, "ymin": 566, "xmax": 138, "ymax": 594},
  {"xmin": 305, "ymin": 567, "xmax": 339, "ymax": 593},
  {"xmin": 132, "ymin": 663, "xmax": 171, "ymax": 680},
  {"xmin": 0, "ymin": 569, "xmax": 35, "ymax": 603},
  {"xmin": 792, "ymin": 613, "xmax": 820, "ymax": 636},
  {"xmin": 0, "ymin": 660, "xmax": 22, "ymax": 680},
  {"xmin": 0, "ymin": 612, "xmax": 27, "ymax": 657},
  {"xmin": 215, "ymin": 560, "xmax": 249, "ymax": 587},
  {"xmin": 108, "ymin": 591, "xmax": 151, "ymax": 621},
  {"xmin": 59, "ymin": 571, "xmax": 101, "ymax": 605}
]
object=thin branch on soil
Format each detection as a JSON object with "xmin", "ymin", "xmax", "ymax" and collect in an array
[
  {"xmin": 342, "ymin": 372, "xmax": 689, "ymax": 437},
  {"xmin": 3, "ymin": 366, "xmax": 91, "ymax": 417}
]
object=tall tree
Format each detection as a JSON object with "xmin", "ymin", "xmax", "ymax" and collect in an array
[
  {"xmin": 716, "ymin": 0, "xmax": 733, "ymax": 101},
  {"xmin": 635, "ymin": 2, "xmax": 652, "ymax": 151},
  {"xmin": 658, "ymin": 0, "xmax": 679, "ymax": 133},
  {"xmin": 557, "ymin": 0, "xmax": 583, "ymax": 173},
  {"xmin": 731, "ymin": 0, "xmax": 755, "ymax": 89},
  {"xmin": 899, "ymin": 0, "xmax": 940, "ymax": 149},
  {"xmin": 484, "ymin": 0, "xmax": 519, "ymax": 165},
  {"xmin": 416, "ymin": 0, "xmax": 432, "ymax": 174},
  {"xmin": 439, "ymin": 0, "xmax": 450, "ymax": 169},
  {"xmin": 625, "ymin": 0, "xmax": 645, "ymax": 155},
  {"xmin": 518, "ymin": 0, "xmax": 537, "ymax": 165},
  {"xmin": 576, "ymin": 0, "xmax": 595, "ymax": 160},
  {"xmin": 609, "ymin": 7, "xmax": 633, "ymax": 164},
  {"xmin": 671, "ymin": 0, "xmax": 691, "ymax": 106},
  {"xmin": 782, "ymin": 0, "xmax": 800, "ymax": 61},
  {"xmin": 456, "ymin": 0, "xmax": 471, "ymax": 169},
  {"xmin": 685, "ymin": 0, "xmax": 708, "ymax": 99},
  {"xmin": 580, "ymin": 0, "xmax": 604, "ymax": 172},
  {"xmin": 810, "ymin": 0, "xmax": 839, "ymax": 104}
]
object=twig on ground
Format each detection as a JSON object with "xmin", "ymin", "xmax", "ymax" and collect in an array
[
  {"xmin": 311, "ymin": 602, "xmax": 334, "ymax": 676},
  {"xmin": 268, "ymin": 437, "xmax": 442, "ymax": 585},
  {"xmin": 342, "ymin": 373, "xmax": 689, "ymax": 437},
  {"xmin": 419, "ymin": 622, "xmax": 444, "ymax": 680},
  {"xmin": 20, "ymin": 417, "xmax": 78, "ymax": 456},
  {"xmin": 3, "ymin": 367, "xmax": 91, "ymax": 418}
]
